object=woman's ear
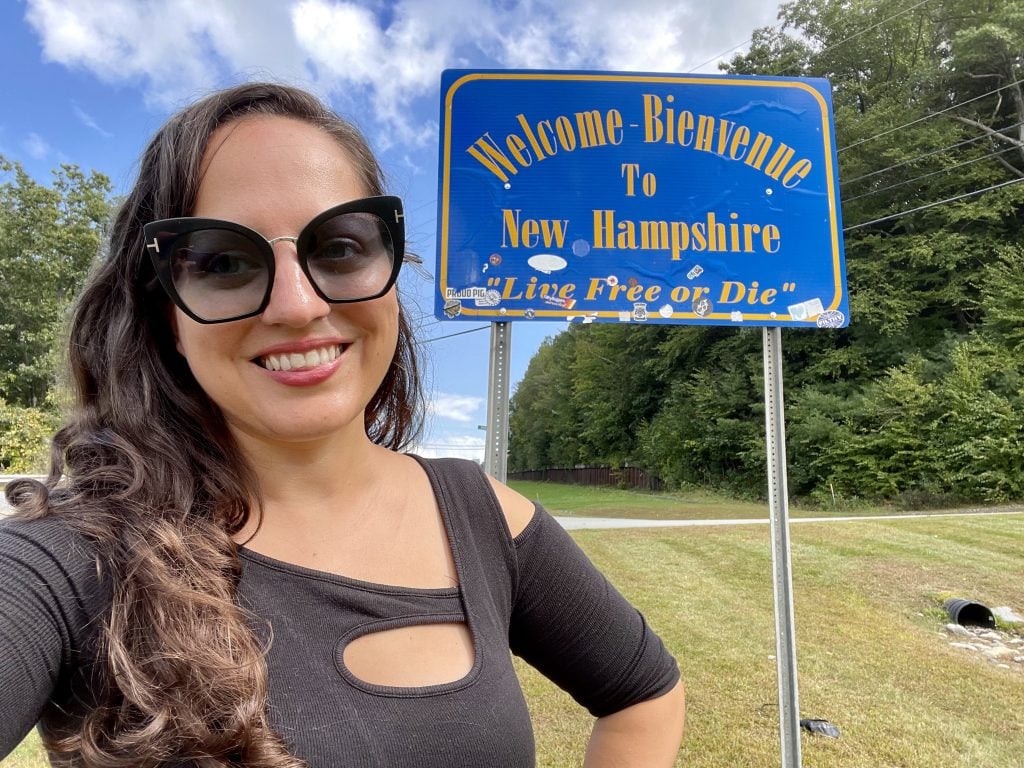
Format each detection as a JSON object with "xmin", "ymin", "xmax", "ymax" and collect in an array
[{"xmin": 168, "ymin": 306, "xmax": 184, "ymax": 356}]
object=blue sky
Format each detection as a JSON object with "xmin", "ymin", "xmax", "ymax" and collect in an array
[{"xmin": 1, "ymin": 0, "xmax": 780, "ymax": 461}]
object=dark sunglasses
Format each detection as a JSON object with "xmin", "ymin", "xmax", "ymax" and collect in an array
[{"xmin": 144, "ymin": 195, "xmax": 405, "ymax": 324}]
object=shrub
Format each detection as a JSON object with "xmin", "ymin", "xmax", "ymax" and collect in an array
[{"xmin": 0, "ymin": 398, "xmax": 57, "ymax": 473}]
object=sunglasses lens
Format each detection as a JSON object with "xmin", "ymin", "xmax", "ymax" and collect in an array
[
  {"xmin": 304, "ymin": 212, "xmax": 395, "ymax": 301},
  {"xmin": 168, "ymin": 229, "xmax": 269, "ymax": 321}
]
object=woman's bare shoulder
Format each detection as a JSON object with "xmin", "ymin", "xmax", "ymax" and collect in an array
[{"xmin": 484, "ymin": 475, "xmax": 536, "ymax": 539}]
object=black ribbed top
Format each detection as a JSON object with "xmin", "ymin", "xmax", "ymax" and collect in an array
[{"xmin": 0, "ymin": 457, "xmax": 679, "ymax": 766}]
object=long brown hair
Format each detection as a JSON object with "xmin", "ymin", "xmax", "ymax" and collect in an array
[{"xmin": 6, "ymin": 82, "xmax": 422, "ymax": 766}]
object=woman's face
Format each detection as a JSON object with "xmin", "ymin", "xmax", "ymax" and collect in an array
[{"xmin": 170, "ymin": 115, "xmax": 399, "ymax": 449}]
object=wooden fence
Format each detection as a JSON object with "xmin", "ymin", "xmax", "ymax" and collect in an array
[{"xmin": 507, "ymin": 465, "xmax": 663, "ymax": 491}]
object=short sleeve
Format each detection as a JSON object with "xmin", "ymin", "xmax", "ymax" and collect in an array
[
  {"xmin": 508, "ymin": 506, "xmax": 679, "ymax": 718},
  {"xmin": 0, "ymin": 516, "xmax": 107, "ymax": 755}
]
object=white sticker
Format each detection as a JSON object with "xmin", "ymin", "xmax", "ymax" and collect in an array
[
  {"xmin": 787, "ymin": 298, "xmax": 825, "ymax": 321},
  {"xmin": 658, "ymin": 304, "xmax": 674, "ymax": 318},
  {"xmin": 687, "ymin": 265, "xmax": 704, "ymax": 280},
  {"xmin": 446, "ymin": 287, "xmax": 489, "ymax": 300},
  {"xmin": 474, "ymin": 289, "xmax": 501, "ymax": 307},
  {"xmin": 528, "ymin": 253, "xmax": 568, "ymax": 274},
  {"xmin": 816, "ymin": 310, "xmax": 846, "ymax": 328},
  {"xmin": 730, "ymin": 311, "xmax": 744, "ymax": 322}
]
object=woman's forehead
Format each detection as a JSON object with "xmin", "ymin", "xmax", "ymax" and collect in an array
[{"xmin": 193, "ymin": 115, "xmax": 367, "ymax": 224}]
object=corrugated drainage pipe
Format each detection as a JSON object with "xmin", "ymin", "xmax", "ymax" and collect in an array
[{"xmin": 944, "ymin": 598, "xmax": 996, "ymax": 628}]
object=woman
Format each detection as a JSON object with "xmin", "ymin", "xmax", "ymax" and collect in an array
[{"xmin": 1, "ymin": 82, "xmax": 685, "ymax": 767}]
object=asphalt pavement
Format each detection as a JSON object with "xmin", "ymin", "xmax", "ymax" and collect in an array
[
  {"xmin": 3, "ymin": 484, "xmax": 1021, "ymax": 528},
  {"xmin": 556, "ymin": 508, "xmax": 1024, "ymax": 529}
]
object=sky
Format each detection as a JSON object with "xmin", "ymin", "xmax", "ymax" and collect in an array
[{"xmin": 0, "ymin": 0, "xmax": 782, "ymax": 462}]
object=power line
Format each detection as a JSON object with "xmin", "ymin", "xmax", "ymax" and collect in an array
[
  {"xmin": 417, "ymin": 326, "xmax": 489, "ymax": 345},
  {"xmin": 838, "ymin": 79, "xmax": 1023, "ymax": 153},
  {"xmin": 843, "ymin": 176, "xmax": 1024, "ymax": 232},
  {"xmin": 692, "ymin": 0, "xmax": 932, "ymax": 77},
  {"xmin": 417, "ymin": 443, "xmax": 486, "ymax": 449},
  {"xmin": 691, "ymin": 35, "xmax": 761, "ymax": 73},
  {"xmin": 777, "ymin": 0, "xmax": 933, "ymax": 78},
  {"xmin": 842, "ymin": 122, "xmax": 1024, "ymax": 185},
  {"xmin": 842, "ymin": 145, "xmax": 1020, "ymax": 203}
]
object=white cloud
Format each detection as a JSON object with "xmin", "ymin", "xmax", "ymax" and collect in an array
[
  {"xmin": 24, "ymin": 0, "xmax": 311, "ymax": 110},
  {"xmin": 428, "ymin": 393, "xmax": 484, "ymax": 423},
  {"xmin": 24, "ymin": 0, "xmax": 781, "ymax": 143},
  {"xmin": 414, "ymin": 433, "xmax": 486, "ymax": 462},
  {"xmin": 72, "ymin": 102, "xmax": 113, "ymax": 138},
  {"xmin": 22, "ymin": 132, "xmax": 50, "ymax": 159}
]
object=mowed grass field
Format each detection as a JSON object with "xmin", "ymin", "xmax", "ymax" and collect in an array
[
  {"xmin": 508, "ymin": 480, "xmax": 1023, "ymax": 520},
  {"xmin": 4, "ymin": 493, "xmax": 1022, "ymax": 767}
]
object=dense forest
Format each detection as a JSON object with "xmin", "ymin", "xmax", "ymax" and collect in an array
[{"xmin": 508, "ymin": 0, "xmax": 1024, "ymax": 505}]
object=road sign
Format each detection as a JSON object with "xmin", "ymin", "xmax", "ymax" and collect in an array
[{"xmin": 436, "ymin": 69, "xmax": 847, "ymax": 327}]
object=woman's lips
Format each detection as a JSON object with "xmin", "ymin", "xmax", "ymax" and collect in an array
[
  {"xmin": 252, "ymin": 342, "xmax": 348, "ymax": 386},
  {"xmin": 259, "ymin": 344, "xmax": 344, "ymax": 371}
]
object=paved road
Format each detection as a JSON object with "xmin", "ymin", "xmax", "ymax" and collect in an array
[
  {"xmin": 4, "ymin": 486, "xmax": 1020, "ymax": 527},
  {"xmin": 555, "ymin": 508, "xmax": 1024, "ymax": 529}
]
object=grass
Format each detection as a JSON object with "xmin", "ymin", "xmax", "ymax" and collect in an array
[
  {"xmin": 509, "ymin": 480, "xmax": 772, "ymax": 519},
  {"xmin": 4, "ymin": 498, "xmax": 1023, "ymax": 767},
  {"xmin": 506, "ymin": 479, "xmax": 1015, "ymax": 520},
  {"xmin": 519, "ymin": 513, "xmax": 1024, "ymax": 768}
]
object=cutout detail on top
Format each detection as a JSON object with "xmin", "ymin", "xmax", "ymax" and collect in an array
[{"xmin": 342, "ymin": 622, "xmax": 474, "ymax": 687}]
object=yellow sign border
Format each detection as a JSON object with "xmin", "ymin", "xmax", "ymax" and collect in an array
[{"xmin": 438, "ymin": 71, "xmax": 843, "ymax": 323}]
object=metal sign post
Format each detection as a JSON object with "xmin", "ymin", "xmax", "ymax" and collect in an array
[
  {"xmin": 483, "ymin": 321, "xmax": 511, "ymax": 482},
  {"xmin": 762, "ymin": 327, "xmax": 802, "ymax": 767}
]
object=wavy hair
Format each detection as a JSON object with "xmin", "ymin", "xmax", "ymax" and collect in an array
[{"xmin": 6, "ymin": 82, "xmax": 422, "ymax": 766}]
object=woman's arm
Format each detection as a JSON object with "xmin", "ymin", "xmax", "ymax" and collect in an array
[
  {"xmin": 584, "ymin": 680, "xmax": 686, "ymax": 767},
  {"xmin": 0, "ymin": 515, "xmax": 105, "ymax": 755},
  {"xmin": 486, "ymin": 476, "xmax": 685, "ymax": 764}
]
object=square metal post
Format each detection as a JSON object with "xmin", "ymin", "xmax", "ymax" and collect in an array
[
  {"xmin": 484, "ymin": 322, "xmax": 511, "ymax": 482},
  {"xmin": 763, "ymin": 326, "xmax": 802, "ymax": 767}
]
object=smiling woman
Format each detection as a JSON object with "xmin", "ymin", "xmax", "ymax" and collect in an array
[{"xmin": 0, "ymin": 82, "xmax": 684, "ymax": 768}]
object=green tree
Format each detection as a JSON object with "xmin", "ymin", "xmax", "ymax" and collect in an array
[
  {"xmin": 0, "ymin": 157, "xmax": 113, "ymax": 407},
  {"xmin": 569, "ymin": 325, "xmax": 671, "ymax": 465},
  {"xmin": 510, "ymin": 0, "xmax": 1024, "ymax": 504},
  {"xmin": 508, "ymin": 330, "xmax": 583, "ymax": 469}
]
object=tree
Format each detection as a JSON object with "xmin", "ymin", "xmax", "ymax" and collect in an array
[
  {"xmin": 509, "ymin": 0, "xmax": 1024, "ymax": 504},
  {"xmin": 0, "ymin": 158, "xmax": 113, "ymax": 407},
  {"xmin": 508, "ymin": 331, "xmax": 583, "ymax": 470}
]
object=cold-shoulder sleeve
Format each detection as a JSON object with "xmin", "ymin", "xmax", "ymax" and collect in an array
[
  {"xmin": 0, "ymin": 515, "xmax": 108, "ymax": 755},
  {"xmin": 508, "ymin": 505, "xmax": 679, "ymax": 718}
]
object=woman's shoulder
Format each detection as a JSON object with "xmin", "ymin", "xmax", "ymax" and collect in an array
[
  {"xmin": 482, "ymin": 475, "xmax": 536, "ymax": 539},
  {"xmin": 408, "ymin": 454, "xmax": 536, "ymax": 539},
  {"xmin": 1, "ymin": 508, "xmax": 95, "ymax": 551},
  {"xmin": 0, "ymin": 511, "xmax": 107, "ymax": 604}
]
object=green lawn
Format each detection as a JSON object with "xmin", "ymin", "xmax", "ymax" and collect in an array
[
  {"xmin": 521, "ymin": 513, "xmax": 1024, "ymax": 767},
  {"xmin": 5, "ymin": 500, "xmax": 1023, "ymax": 767},
  {"xmin": 505, "ymin": 479, "xmax": 997, "ymax": 520}
]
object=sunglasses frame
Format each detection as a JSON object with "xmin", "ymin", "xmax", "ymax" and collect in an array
[{"xmin": 144, "ymin": 195, "xmax": 405, "ymax": 324}]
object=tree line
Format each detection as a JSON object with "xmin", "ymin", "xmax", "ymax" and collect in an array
[
  {"xmin": 0, "ymin": 159, "xmax": 112, "ymax": 470},
  {"xmin": 509, "ymin": 0, "xmax": 1024, "ymax": 506}
]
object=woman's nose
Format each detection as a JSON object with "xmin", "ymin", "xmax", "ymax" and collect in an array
[{"xmin": 259, "ymin": 243, "xmax": 331, "ymax": 327}]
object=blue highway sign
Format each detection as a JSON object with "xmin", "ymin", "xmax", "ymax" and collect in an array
[{"xmin": 436, "ymin": 70, "xmax": 848, "ymax": 327}]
